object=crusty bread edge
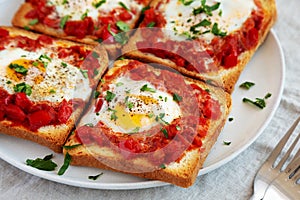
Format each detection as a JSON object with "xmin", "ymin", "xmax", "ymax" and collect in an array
[
  {"xmin": 64, "ymin": 60, "xmax": 232, "ymax": 187},
  {"xmin": 122, "ymin": 0, "xmax": 277, "ymax": 93},
  {"xmin": 0, "ymin": 26, "xmax": 109, "ymax": 153}
]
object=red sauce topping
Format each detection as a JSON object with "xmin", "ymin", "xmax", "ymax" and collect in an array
[
  {"xmin": 75, "ymin": 61, "xmax": 222, "ymax": 166},
  {"xmin": 136, "ymin": 6, "xmax": 264, "ymax": 72},
  {"xmin": 0, "ymin": 89, "xmax": 84, "ymax": 131},
  {"xmin": 24, "ymin": 1, "xmax": 148, "ymax": 41}
]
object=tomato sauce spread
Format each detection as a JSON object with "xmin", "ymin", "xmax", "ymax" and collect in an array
[
  {"xmin": 136, "ymin": 4, "xmax": 264, "ymax": 72},
  {"xmin": 75, "ymin": 61, "xmax": 222, "ymax": 166},
  {"xmin": 0, "ymin": 89, "xmax": 83, "ymax": 131},
  {"xmin": 24, "ymin": 0, "xmax": 147, "ymax": 42}
]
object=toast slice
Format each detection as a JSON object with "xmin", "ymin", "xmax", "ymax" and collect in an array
[
  {"xmin": 0, "ymin": 26, "xmax": 108, "ymax": 153},
  {"xmin": 12, "ymin": 0, "xmax": 151, "ymax": 57},
  {"xmin": 122, "ymin": 0, "xmax": 277, "ymax": 93},
  {"xmin": 63, "ymin": 59, "xmax": 231, "ymax": 187}
]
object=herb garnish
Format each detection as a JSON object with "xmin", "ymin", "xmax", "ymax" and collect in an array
[
  {"xmin": 193, "ymin": 0, "xmax": 220, "ymax": 16},
  {"xmin": 242, "ymin": 93, "xmax": 272, "ymax": 109},
  {"xmin": 140, "ymin": 84, "xmax": 156, "ymax": 93},
  {"xmin": 211, "ymin": 23, "xmax": 227, "ymax": 37},
  {"xmin": 161, "ymin": 128, "xmax": 168, "ymax": 138},
  {"xmin": 80, "ymin": 69, "xmax": 89, "ymax": 78},
  {"xmin": 58, "ymin": 152, "xmax": 71, "ymax": 175},
  {"xmin": 116, "ymin": 21, "xmax": 130, "ymax": 32},
  {"xmin": 179, "ymin": 0, "xmax": 194, "ymax": 6},
  {"xmin": 88, "ymin": 173, "xmax": 104, "ymax": 180},
  {"xmin": 92, "ymin": 0, "xmax": 106, "ymax": 8},
  {"xmin": 119, "ymin": 2, "xmax": 130, "ymax": 11},
  {"xmin": 94, "ymin": 91, "xmax": 100, "ymax": 99},
  {"xmin": 105, "ymin": 91, "xmax": 116, "ymax": 102},
  {"xmin": 239, "ymin": 81, "xmax": 255, "ymax": 90},
  {"xmin": 223, "ymin": 141, "xmax": 231, "ymax": 146},
  {"xmin": 107, "ymin": 24, "xmax": 128, "ymax": 45},
  {"xmin": 60, "ymin": 15, "xmax": 70, "ymax": 29},
  {"xmin": 63, "ymin": 144, "xmax": 82, "ymax": 150},
  {"xmin": 108, "ymin": 108, "xmax": 118, "ymax": 121},
  {"xmin": 173, "ymin": 93, "xmax": 183, "ymax": 102},
  {"xmin": 14, "ymin": 82, "xmax": 32, "ymax": 96},
  {"xmin": 147, "ymin": 22, "xmax": 156, "ymax": 28},
  {"xmin": 26, "ymin": 154, "xmax": 57, "ymax": 171},
  {"xmin": 29, "ymin": 19, "xmax": 39, "ymax": 26},
  {"xmin": 9, "ymin": 63, "xmax": 28, "ymax": 75}
]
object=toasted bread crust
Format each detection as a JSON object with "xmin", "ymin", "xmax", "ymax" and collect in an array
[
  {"xmin": 64, "ymin": 59, "xmax": 231, "ymax": 187},
  {"xmin": 11, "ymin": 1, "xmax": 151, "ymax": 58},
  {"xmin": 122, "ymin": 0, "xmax": 277, "ymax": 93},
  {"xmin": 0, "ymin": 26, "xmax": 109, "ymax": 153}
]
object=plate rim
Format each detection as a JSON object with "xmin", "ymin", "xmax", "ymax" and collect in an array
[{"xmin": 0, "ymin": 29, "xmax": 285, "ymax": 190}]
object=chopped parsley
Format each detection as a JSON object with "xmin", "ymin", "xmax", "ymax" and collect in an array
[
  {"xmin": 140, "ymin": 84, "xmax": 156, "ymax": 93},
  {"xmin": 173, "ymin": 93, "xmax": 183, "ymax": 102},
  {"xmin": 81, "ymin": 10, "xmax": 89, "ymax": 20},
  {"xmin": 9, "ymin": 63, "xmax": 28, "ymax": 75},
  {"xmin": 147, "ymin": 22, "xmax": 156, "ymax": 28},
  {"xmin": 131, "ymin": 127, "xmax": 140, "ymax": 134},
  {"xmin": 63, "ymin": 144, "xmax": 82, "ymax": 150},
  {"xmin": 60, "ymin": 15, "xmax": 70, "ymax": 29},
  {"xmin": 116, "ymin": 82, "xmax": 124, "ymax": 87},
  {"xmin": 92, "ymin": 0, "xmax": 106, "ymax": 8},
  {"xmin": 107, "ymin": 24, "xmax": 128, "ymax": 45},
  {"xmin": 94, "ymin": 91, "xmax": 100, "ymax": 99},
  {"xmin": 179, "ymin": 0, "xmax": 194, "ymax": 6},
  {"xmin": 29, "ymin": 19, "xmax": 39, "ymax": 26},
  {"xmin": 58, "ymin": 152, "xmax": 71, "ymax": 175},
  {"xmin": 239, "ymin": 81, "xmax": 255, "ymax": 90},
  {"xmin": 211, "ymin": 23, "xmax": 227, "ymax": 37},
  {"xmin": 190, "ymin": 19, "xmax": 211, "ymax": 33},
  {"xmin": 116, "ymin": 21, "xmax": 130, "ymax": 32},
  {"xmin": 108, "ymin": 108, "xmax": 118, "ymax": 121},
  {"xmin": 119, "ymin": 2, "xmax": 130, "ymax": 11},
  {"xmin": 223, "ymin": 141, "xmax": 231, "ymax": 146},
  {"xmin": 176, "ymin": 125, "xmax": 181, "ymax": 131},
  {"xmin": 161, "ymin": 128, "xmax": 168, "ymax": 138},
  {"xmin": 49, "ymin": 89, "xmax": 56, "ymax": 94},
  {"xmin": 61, "ymin": 62, "xmax": 68, "ymax": 67},
  {"xmin": 14, "ymin": 82, "xmax": 32, "ymax": 96},
  {"xmin": 193, "ymin": 0, "xmax": 221, "ymax": 16},
  {"xmin": 160, "ymin": 164, "xmax": 166, "ymax": 169},
  {"xmin": 26, "ymin": 154, "xmax": 57, "ymax": 171},
  {"xmin": 242, "ymin": 93, "xmax": 272, "ymax": 109},
  {"xmin": 88, "ymin": 173, "xmax": 104, "ymax": 180},
  {"xmin": 105, "ymin": 91, "xmax": 116, "ymax": 102},
  {"xmin": 80, "ymin": 69, "xmax": 89, "ymax": 78}
]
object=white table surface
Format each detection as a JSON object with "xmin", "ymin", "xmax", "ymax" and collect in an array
[{"xmin": 0, "ymin": 0, "xmax": 299, "ymax": 199}]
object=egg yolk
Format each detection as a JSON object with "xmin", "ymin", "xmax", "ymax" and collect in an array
[{"xmin": 6, "ymin": 59, "xmax": 46, "ymax": 83}]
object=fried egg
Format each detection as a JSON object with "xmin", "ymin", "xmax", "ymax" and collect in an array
[
  {"xmin": 164, "ymin": 0, "xmax": 256, "ymax": 42},
  {"xmin": 0, "ymin": 47, "xmax": 91, "ymax": 103},
  {"xmin": 81, "ymin": 76, "xmax": 182, "ymax": 134}
]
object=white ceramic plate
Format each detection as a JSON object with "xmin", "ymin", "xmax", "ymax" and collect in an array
[{"xmin": 0, "ymin": 0, "xmax": 285, "ymax": 190}]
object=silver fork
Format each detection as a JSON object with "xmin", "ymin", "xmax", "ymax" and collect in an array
[
  {"xmin": 250, "ymin": 116, "xmax": 300, "ymax": 200},
  {"xmin": 263, "ymin": 157, "xmax": 300, "ymax": 200}
]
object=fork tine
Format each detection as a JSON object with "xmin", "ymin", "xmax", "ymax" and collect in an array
[
  {"xmin": 275, "ymin": 132, "xmax": 300, "ymax": 170},
  {"xmin": 267, "ymin": 116, "xmax": 300, "ymax": 168},
  {"xmin": 289, "ymin": 157, "xmax": 300, "ymax": 181}
]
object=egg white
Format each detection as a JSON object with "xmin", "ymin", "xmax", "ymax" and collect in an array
[
  {"xmin": 80, "ymin": 76, "xmax": 182, "ymax": 134},
  {"xmin": 48, "ymin": 0, "xmax": 144, "ymax": 22},
  {"xmin": 163, "ymin": 0, "xmax": 256, "ymax": 42},
  {"xmin": 0, "ymin": 48, "xmax": 91, "ymax": 103}
]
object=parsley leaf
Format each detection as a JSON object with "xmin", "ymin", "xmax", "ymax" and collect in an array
[
  {"xmin": 29, "ymin": 19, "xmax": 39, "ymax": 26},
  {"xmin": 119, "ymin": 2, "xmax": 130, "ymax": 11},
  {"xmin": 92, "ymin": 0, "xmax": 106, "ymax": 8},
  {"xmin": 14, "ymin": 82, "xmax": 32, "ymax": 96},
  {"xmin": 105, "ymin": 91, "xmax": 116, "ymax": 102},
  {"xmin": 88, "ymin": 173, "xmax": 104, "ymax": 180},
  {"xmin": 63, "ymin": 144, "xmax": 82, "ymax": 150},
  {"xmin": 173, "ymin": 93, "xmax": 183, "ymax": 102},
  {"xmin": 26, "ymin": 154, "xmax": 57, "ymax": 171},
  {"xmin": 242, "ymin": 93, "xmax": 272, "ymax": 109},
  {"xmin": 211, "ymin": 23, "xmax": 227, "ymax": 37},
  {"xmin": 140, "ymin": 84, "xmax": 156, "ymax": 93},
  {"xmin": 9, "ymin": 63, "xmax": 28, "ymax": 75},
  {"xmin": 116, "ymin": 21, "xmax": 130, "ymax": 32},
  {"xmin": 240, "ymin": 81, "xmax": 255, "ymax": 90},
  {"xmin": 107, "ymin": 24, "xmax": 128, "ymax": 45},
  {"xmin": 58, "ymin": 152, "xmax": 71, "ymax": 175},
  {"xmin": 60, "ymin": 15, "xmax": 70, "ymax": 29},
  {"xmin": 179, "ymin": 0, "xmax": 194, "ymax": 6}
]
